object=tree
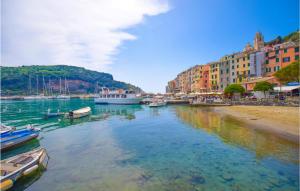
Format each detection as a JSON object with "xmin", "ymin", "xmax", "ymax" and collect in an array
[
  {"xmin": 253, "ymin": 81, "xmax": 273, "ymax": 98},
  {"xmin": 224, "ymin": 84, "xmax": 245, "ymax": 96},
  {"xmin": 274, "ymin": 61, "xmax": 300, "ymax": 84}
]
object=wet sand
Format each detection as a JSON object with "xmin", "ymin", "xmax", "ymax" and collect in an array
[{"xmin": 216, "ymin": 106, "xmax": 300, "ymax": 142}]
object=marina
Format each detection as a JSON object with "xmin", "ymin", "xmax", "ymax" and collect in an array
[{"xmin": 0, "ymin": 99, "xmax": 298, "ymax": 191}]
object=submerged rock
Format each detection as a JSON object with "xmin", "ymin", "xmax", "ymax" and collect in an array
[{"xmin": 190, "ymin": 175, "xmax": 206, "ymax": 184}]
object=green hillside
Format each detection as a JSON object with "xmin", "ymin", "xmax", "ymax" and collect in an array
[{"xmin": 1, "ymin": 65, "xmax": 142, "ymax": 95}]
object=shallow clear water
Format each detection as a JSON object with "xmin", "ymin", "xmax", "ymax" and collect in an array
[{"xmin": 1, "ymin": 99, "xmax": 299, "ymax": 191}]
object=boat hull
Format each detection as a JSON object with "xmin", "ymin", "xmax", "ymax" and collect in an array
[
  {"xmin": 94, "ymin": 98, "xmax": 142, "ymax": 105},
  {"xmin": 0, "ymin": 129, "xmax": 40, "ymax": 151},
  {"xmin": 0, "ymin": 148, "xmax": 49, "ymax": 190},
  {"xmin": 65, "ymin": 107, "xmax": 91, "ymax": 119}
]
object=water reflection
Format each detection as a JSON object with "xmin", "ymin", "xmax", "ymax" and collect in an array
[{"xmin": 174, "ymin": 106, "xmax": 299, "ymax": 164}]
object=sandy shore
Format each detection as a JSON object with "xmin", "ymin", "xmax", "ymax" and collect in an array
[{"xmin": 215, "ymin": 106, "xmax": 299, "ymax": 142}]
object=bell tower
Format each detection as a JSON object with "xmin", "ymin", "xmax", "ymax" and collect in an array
[{"xmin": 254, "ymin": 32, "xmax": 264, "ymax": 50}]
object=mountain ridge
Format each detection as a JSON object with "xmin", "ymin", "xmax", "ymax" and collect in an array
[{"xmin": 1, "ymin": 65, "xmax": 142, "ymax": 95}]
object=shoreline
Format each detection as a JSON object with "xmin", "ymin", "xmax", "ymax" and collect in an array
[{"xmin": 214, "ymin": 105, "xmax": 299, "ymax": 143}]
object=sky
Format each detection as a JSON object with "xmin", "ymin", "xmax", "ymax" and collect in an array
[{"xmin": 2, "ymin": 0, "xmax": 299, "ymax": 93}]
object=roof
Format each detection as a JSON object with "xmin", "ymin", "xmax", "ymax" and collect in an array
[
  {"xmin": 243, "ymin": 76, "xmax": 275, "ymax": 84},
  {"xmin": 274, "ymin": 85, "xmax": 300, "ymax": 91}
]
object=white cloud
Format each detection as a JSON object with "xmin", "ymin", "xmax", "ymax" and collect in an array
[{"xmin": 1, "ymin": 0, "xmax": 169, "ymax": 71}]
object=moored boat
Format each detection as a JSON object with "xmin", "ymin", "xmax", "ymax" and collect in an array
[
  {"xmin": 0, "ymin": 127, "xmax": 40, "ymax": 151},
  {"xmin": 65, "ymin": 107, "xmax": 91, "ymax": 119},
  {"xmin": 149, "ymin": 101, "xmax": 167, "ymax": 107},
  {"xmin": 0, "ymin": 148, "xmax": 49, "ymax": 191},
  {"xmin": 94, "ymin": 88, "xmax": 142, "ymax": 105}
]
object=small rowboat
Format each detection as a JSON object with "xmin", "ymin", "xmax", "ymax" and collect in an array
[
  {"xmin": 0, "ymin": 148, "xmax": 49, "ymax": 191},
  {"xmin": 149, "ymin": 101, "xmax": 167, "ymax": 107},
  {"xmin": 65, "ymin": 107, "xmax": 91, "ymax": 119},
  {"xmin": 0, "ymin": 127, "xmax": 40, "ymax": 151}
]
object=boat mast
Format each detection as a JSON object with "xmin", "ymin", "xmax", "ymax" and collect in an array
[
  {"xmin": 28, "ymin": 75, "xmax": 32, "ymax": 95},
  {"xmin": 42, "ymin": 74, "xmax": 46, "ymax": 96},
  {"xmin": 59, "ymin": 78, "xmax": 62, "ymax": 95},
  {"xmin": 64, "ymin": 77, "xmax": 67, "ymax": 95},
  {"xmin": 36, "ymin": 75, "xmax": 39, "ymax": 95}
]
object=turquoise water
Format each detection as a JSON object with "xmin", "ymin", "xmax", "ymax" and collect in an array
[{"xmin": 1, "ymin": 99, "xmax": 299, "ymax": 191}]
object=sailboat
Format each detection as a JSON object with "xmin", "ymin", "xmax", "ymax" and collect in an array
[
  {"xmin": 24, "ymin": 75, "xmax": 47, "ymax": 100},
  {"xmin": 56, "ymin": 77, "xmax": 70, "ymax": 99}
]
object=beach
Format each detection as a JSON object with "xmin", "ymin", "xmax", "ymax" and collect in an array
[{"xmin": 216, "ymin": 106, "xmax": 300, "ymax": 142}]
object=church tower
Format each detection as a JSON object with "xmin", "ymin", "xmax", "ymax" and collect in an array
[{"xmin": 254, "ymin": 32, "xmax": 264, "ymax": 50}]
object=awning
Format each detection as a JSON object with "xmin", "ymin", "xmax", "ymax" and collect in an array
[{"xmin": 274, "ymin": 85, "xmax": 300, "ymax": 91}]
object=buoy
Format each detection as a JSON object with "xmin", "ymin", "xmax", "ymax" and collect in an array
[
  {"xmin": 0, "ymin": 179, "xmax": 13, "ymax": 191},
  {"xmin": 23, "ymin": 165, "xmax": 39, "ymax": 176}
]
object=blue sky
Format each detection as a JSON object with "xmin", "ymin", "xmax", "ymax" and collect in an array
[
  {"xmin": 2, "ymin": 0, "xmax": 299, "ymax": 93},
  {"xmin": 113, "ymin": 0, "xmax": 299, "ymax": 92}
]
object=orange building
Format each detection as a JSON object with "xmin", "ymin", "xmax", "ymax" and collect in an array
[{"xmin": 263, "ymin": 41, "xmax": 299, "ymax": 76}]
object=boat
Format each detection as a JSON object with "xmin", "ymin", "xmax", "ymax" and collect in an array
[
  {"xmin": 149, "ymin": 100, "xmax": 167, "ymax": 107},
  {"xmin": 56, "ymin": 77, "xmax": 70, "ymax": 99},
  {"xmin": 56, "ymin": 95, "xmax": 70, "ymax": 99},
  {"xmin": 65, "ymin": 107, "xmax": 91, "ymax": 119},
  {"xmin": 0, "ymin": 127, "xmax": 40, "ymax": 151},
  {"xmin": 94, "ymin": 88, "xmax": 142, "ymax": 105},
  {"xmin": 0, "ymin": 124, "xmax": 16, "ymax": 135},
  {"xmin": 0, "ymin": 148, "xmax": 49, "ymax": 191}
]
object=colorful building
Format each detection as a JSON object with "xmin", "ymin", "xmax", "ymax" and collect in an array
[
  {"xmin": 263, "ymin": 41, "xmax": 299, "ymax": 76},
  {"xmin": 166, "ymin": 31, "xmax": 299, "ymax": 93},
  {"xmin": 209, "ymin": 62, "xmax": 220, "ymax": 91}
]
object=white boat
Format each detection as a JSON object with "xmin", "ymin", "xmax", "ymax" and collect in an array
[
  {"xmin": 65, "ymin": 107, "xmax": 91, "ymax": 119},
  {"xmin": 149, "ymin": 100, "xmax": 167, "ymax": 107},
  {"xmin": 0, "ymin": 148, "xmax": 49, "ymax": 191},
  {"xmin": 23, "ymin": 95, "xmax": 49, "ymax": 100},
  {"xmin": 56, "ymin": 95, "xmax": 70, "ymax": 99},
  {"xmin": 94, "ymin": 89, "xmax": 142, "ymax": 105}
]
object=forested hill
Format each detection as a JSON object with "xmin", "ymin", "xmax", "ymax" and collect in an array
[{"xmin": 1, "ymin": 65, "xmax": 142, "ymax": 95}]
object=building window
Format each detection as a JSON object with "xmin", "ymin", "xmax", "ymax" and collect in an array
[
  {"xmin": 243, "ymin": 71, "xmax": 246, "ymax": 75},
  {"xmin": 277, "ymin": 66, "xmax": 280, "ymax": 71},
  {"xmin": 243, "ymin": 64, "xmax": 245, "ymax": 68},
  {"xmin": 284, "ymin": 49, "xmax": 287, "ymax": 53},
  {"xmin": 274, "ymin": 66, "xmax": 276, "ymax": 71},
  {"xmin": 248, "ymin": 70, "xmax": 250, "ymax": 74},
  {"xmin": 265, "ymin": 60, "xmax": 269, "ymax": 64},
  {"xmin": 248, "ymin": 63, "xmax": 250, "ymax": 66},
  {"xmin": 295, "ymin": 47, "xmax": 299, "ymax": 53},
  {"xmin": 295, "ymin": 55, "xmax": 299, "ymax": 60},
  {"xmin": 282, "ymin": 57, "xmax": 290, "ymax": 63},
  {"xmin": 232, "ymin": 60, "xmax": 234, "ymax": 64},
  {"xmin": 237, "ymin": 71, "xmax": 239, "ymax": 75},
  {"xmin": 220, "ymin": 70, "xmax": 223, "ymax": 74},
  {"xmin": 275, "ymin": 50, "xmax": 279, "ymax": 54},
  {"xmin": 221, "ymin": 85, "xmax": 223, "ymax": 88},
  {"xmin": 233, "ymin": 78, "xmax": 235, "ymax": 83},
  {"xmin": 243, "ymin": 57, "xmax": 245, "ymax": 61},
  {"xmin": 237, "ymin": 65, "xmax": 239, "ymax": 68},
  {"xmin": 237, "ymin": 59, "xmax": 239, "ymax": 62},
  {"xmin": 232, "ymin": 65, "xmax": 234, "ymax": 69},
  {"xmin": 265, "ymin": 52, "xmax": 269, "ymax": 57},
  {"xmin": 226, "ymin": 69, "xmax": 229, "ymax": 74},
  {"xmin": 276, "ymin": 58, "xmax": 279, "ymax": 62},
  {"xmin": 232, "ymin": 72, "xmax": 235, "ymax": 76}
]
